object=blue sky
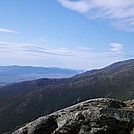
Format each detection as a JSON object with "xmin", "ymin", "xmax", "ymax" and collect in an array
[{"xmin": 0, "ymin": 0, "xmax": 134, "ymax": 70}]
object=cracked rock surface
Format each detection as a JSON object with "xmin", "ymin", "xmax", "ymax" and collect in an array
[{"xmin": 12, "ymin": 98, "xmax": 134, "ymax": 134}]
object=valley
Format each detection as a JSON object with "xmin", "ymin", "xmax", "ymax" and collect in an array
[{"xmin": 0, "ymin": 59, "xmax": 134, "ymax": 133}]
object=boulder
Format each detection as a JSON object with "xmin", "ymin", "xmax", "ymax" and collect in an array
[{"xmin": 12, "ymin": 98, "xmax": 134, "ymax": 134}]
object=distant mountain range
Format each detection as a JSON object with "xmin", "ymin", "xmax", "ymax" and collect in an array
[
  {"xmin": 0, "ymin": 59, "xmax": 134, "ymax": 133},
  {"xmin": 0, "ymin": 66, "xmax": 84, "ymax": 86}
]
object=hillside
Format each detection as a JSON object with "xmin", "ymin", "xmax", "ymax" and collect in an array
[
  {"xmin": 0, "ymin": 59, "xmax": 134, "ymax": 133},
  {"xmin": 0, "ymin": 66, "xmax": 83, "ymax": 86}
]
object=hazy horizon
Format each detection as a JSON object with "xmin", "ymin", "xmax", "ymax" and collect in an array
[
  {"xmin": 1, "ymin": 58, "xmax": 134, "ymax": 71},
  {"xmin": 0, "ymin": 0, "xmax": 134, "ymax": 69}
]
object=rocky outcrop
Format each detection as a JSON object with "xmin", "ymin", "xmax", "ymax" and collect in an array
[{"xmin": 12, "ymin": 98, "xmax": 134, "ymax": 134}]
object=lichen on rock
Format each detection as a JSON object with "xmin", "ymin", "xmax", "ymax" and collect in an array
[{"xmin": 12, "ymin": 98, "xmax": 134, "ymax": 134}]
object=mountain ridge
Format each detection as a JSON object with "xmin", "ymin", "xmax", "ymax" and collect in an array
[{"xmin": 0, "ymin": 59, "xmax": 134, "ymax": 133}]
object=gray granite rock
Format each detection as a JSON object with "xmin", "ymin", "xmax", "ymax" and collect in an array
[{"xmin": 12, "ymin": 98, "xmax": 134, "ymax": 134}]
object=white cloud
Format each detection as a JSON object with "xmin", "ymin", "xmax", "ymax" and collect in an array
[
  {"xmin": 57, "ymin": 0, "xmax": 92, "ymax": 13},
  {"xmin": 57, "ymin": 0, "xmax": 134, "ymax": 31},
  {"xmin": 0, "ymin": 41, "xmax": 74, "ymax": 57},
  {"xmin": 0, "ymin": 41, "xmax": 126, "ymax": 69},
  {"xmin": 0, "ymin": 28, "xmax": 19, "ymax": 34},
  {"xmin": 110, "ymin": 43, "xmax": 124, "ymax": 53}
]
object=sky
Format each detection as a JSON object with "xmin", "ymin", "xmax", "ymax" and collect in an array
[{"xmin": 0, "ymin": 0, "xmax": 134, "ymax": 70}]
